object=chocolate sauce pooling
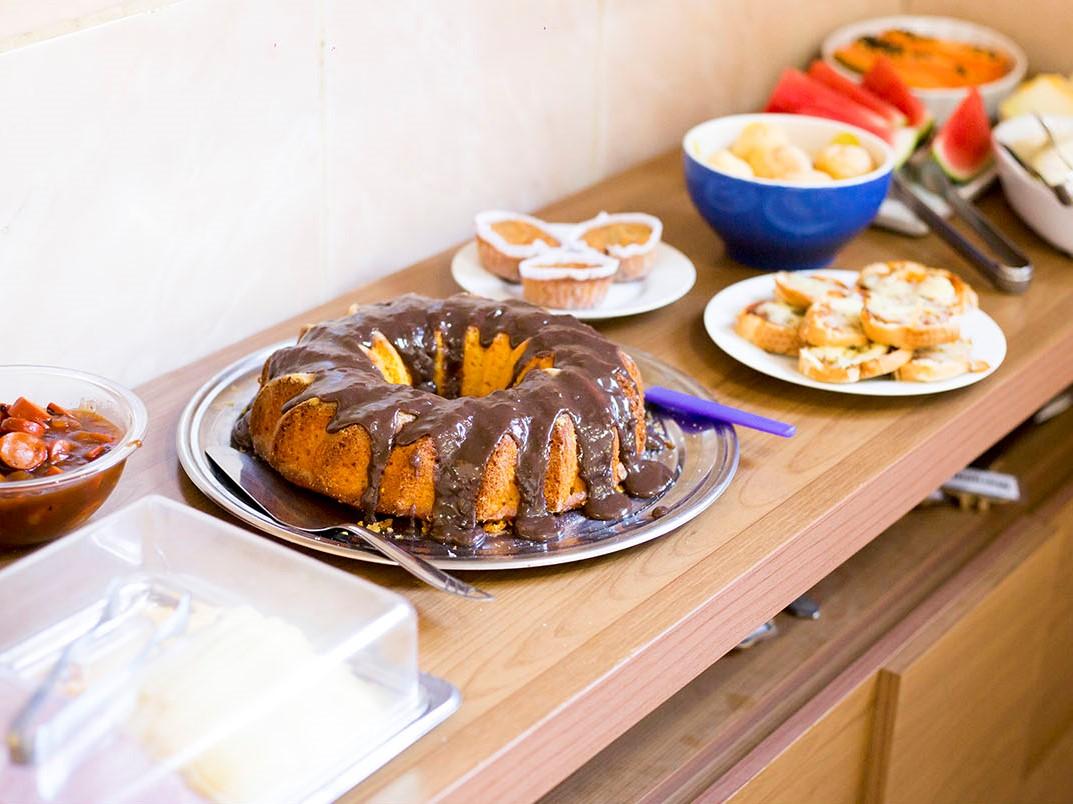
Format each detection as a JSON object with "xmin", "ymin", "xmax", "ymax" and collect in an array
[{"xmin": 235, "ymin": 294, "xmax": 672, "ymax": 547}]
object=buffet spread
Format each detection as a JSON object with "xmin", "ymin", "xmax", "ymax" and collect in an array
[{"xmin": 3, "ymin": 13, "xmax": 1073, "ymax": 804}]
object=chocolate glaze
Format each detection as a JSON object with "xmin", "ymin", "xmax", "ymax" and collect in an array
[{"xmin": 236, "ymin": 294, "xmax": 672, "ymax": 547}]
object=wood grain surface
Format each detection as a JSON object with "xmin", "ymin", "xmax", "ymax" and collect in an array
[
  {"xmin": 545, "ymin": 403, "xmax": 1073, "ymax": 803},
  {"xmin": 10, "ymin": 150, "xmax": 1073, "ymax": 802}
]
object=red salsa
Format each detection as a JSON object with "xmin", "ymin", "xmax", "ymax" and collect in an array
[{"xmin": 0, "ymin": 397, "xmax": 122, "ymax": 481}]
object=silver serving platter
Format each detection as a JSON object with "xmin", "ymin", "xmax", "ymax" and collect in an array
[{"xmin": 177, "ymin": 343, "xmax": 738, "ymax": 570}]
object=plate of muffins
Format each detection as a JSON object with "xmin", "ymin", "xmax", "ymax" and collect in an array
[
  {"xmin": 451, "ymin": 210, "xmax": 696, "ymax": 319},
  {"xmin": 703, "ymin": 262, "xmax": 1006, "ymax": 396}
]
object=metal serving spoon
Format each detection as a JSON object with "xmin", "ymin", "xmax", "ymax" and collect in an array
[
  {"xmin": 1032, "ymin": 112, "xmax": 1073, "ymax": 205},
  {"xmin": 206, "ymin": 446, "xmax": 492, "ymax": 601},
  {"xmin": 999, "ymin": 142, "xmax": 1073, "ymax": 206}
]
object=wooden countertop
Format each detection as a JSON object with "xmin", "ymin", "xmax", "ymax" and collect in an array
[{"xmin": 56, "ymin": 151, "xmax": 1073, "ymax": 801}]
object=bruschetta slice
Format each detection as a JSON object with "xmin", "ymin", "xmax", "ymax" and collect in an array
[
  {"xmin": 798, "ymin": 342, "xmax": 912, "ymax": 383},
  {"xmin": 735, "ymin": 300, "xmax": 805, "ymax": 356},
  {"xmin": 895, "ymin": 340, "xmax": 990, "ymax": 382},
  {"xmin": 858, "ymin": 261, "xmax": 978, "ymax": 315},
  {"xmin": 799, "ymin": 292, "xmax": 868, "ymax": 347},
  {"xmin": 860, "ymin": 291, "xmax": 962, "ymax": 350},
  {"xmin": 773, "ymin": 271, "xmax": 849, "ymax": 308}
]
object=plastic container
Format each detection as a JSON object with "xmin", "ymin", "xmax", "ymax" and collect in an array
[
  {"xmin": 0, "ymin": 496, "xmax": 449, "ymax": 804},
  {"xmin": 0, "ymin": 366, "xmax": 148, "ymax": 547}
]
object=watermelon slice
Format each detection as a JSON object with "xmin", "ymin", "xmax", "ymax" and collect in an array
[
  {"xmin": 765, "ymin": 69, "xmax": 895, "ymax": 143},
  {"xmin": 807, "ymin": 60, "xmax": 907, "ymax": 128},
  {"xmin": 862, "ymin": 55, "xmax": 932, "ymax": 129},
  {"xmin": 932, "ymin": 87, "xmax": 993, "ymax": 182}
]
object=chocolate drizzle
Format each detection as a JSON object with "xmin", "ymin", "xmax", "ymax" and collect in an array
[{"xmin": 238, "ymin": 294, "xmax": 672, "ymax": 547}]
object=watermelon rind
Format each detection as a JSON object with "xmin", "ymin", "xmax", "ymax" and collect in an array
[
  {"xmin": 891, "ymin": 127, "xmax": 921, "ymax": 168},
  {"xmin": 933, "ymin": 143, "xmax": 992, "ymax": 183},
  {"xmin": 930, "ymin": 90, "xmax": 993, "ymax": 183}
]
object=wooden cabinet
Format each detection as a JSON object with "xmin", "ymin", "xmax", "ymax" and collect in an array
[
  {"xmin": 871, "ymin": 519, "xmax": 1063, "ymax": 804},
  {"xmin": 546, "ymin": 410, "xmax": 1073, "ymax": 804},
  {"xmin": 725, "ymin": 677, "xmax": 878, "ymax": 804}
]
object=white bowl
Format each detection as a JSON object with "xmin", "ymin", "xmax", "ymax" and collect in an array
[
  {"xmin": 821, "ymin": 15, "xmax": 1027, "ymax": 124},
  {"xmin": 993, "ymin": 115, "xmax": 1073, "ymax": 256}
]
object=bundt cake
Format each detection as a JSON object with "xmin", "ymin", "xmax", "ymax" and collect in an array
[{"xmin": 234, "ymin": 294, "xmax": 672, "ymax": 547}]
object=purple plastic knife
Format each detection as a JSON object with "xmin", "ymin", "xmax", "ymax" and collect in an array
[{"xmin": 646, "ymin": 385, "xmax": 796, "ymax": 438}]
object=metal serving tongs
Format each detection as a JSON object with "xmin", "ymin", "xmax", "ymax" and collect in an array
[
  {"xmin": 7, "ymin": 577, "xmax": 191, "ymax": 771},
  {"xmin": 891, "ymin": 148, "xmax": 1033, "ymax": 294}
]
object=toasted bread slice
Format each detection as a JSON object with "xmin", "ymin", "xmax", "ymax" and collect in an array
[
  {"xmin": 858, "ymin": 261, "xmax": 978, "ymax": 314},
  {"xmin": 773, "ymin": 271, "xmax": 849, "ymax": 308},
  {"xmin": 895, "ymin": 340, "xmax": 990, "ymax": 382},
  {"xmin": 798, "ymin": 342, "xmax": 912, "ymax": 383},
  {"xmin": 860, "ymin": 292, "xmax": 962, "ymax": 350},
  {"xmin": 735, "ymin": 300, "xmax": 804, "ymax": 356},
  {"xmin": 800, "ymin": 292, "xmax": 867, "ymax": 347}
]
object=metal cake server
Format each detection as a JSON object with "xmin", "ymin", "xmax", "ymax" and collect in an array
[{"xmin": 205, "ymin": 446, "xmax": 492, "ymax": 601}]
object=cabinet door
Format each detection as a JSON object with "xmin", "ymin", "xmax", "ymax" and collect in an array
[
  {"xmin": 725, "ymin": 676, "xmax": 878, "ymax": 804},
  {"xmin": 872, "ymin": 520, "xmax": 1063, "ymax": 804},
  {"xmin": 1022, "ymin": 492, "xmax": 1073, "ymax": 804}
]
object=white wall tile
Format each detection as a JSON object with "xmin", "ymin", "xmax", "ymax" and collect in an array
[
  {"xmin": 596, "ymin": 0, "xmax": 903, "ymax": 173},
  {"xmin": 1, "ymin": 0, "xmax": 322, "ymax": 387},
  {"xmin": 322, "ymin": 0, "xmax": 601, "ymax": 297},
  {"xmin": 906, "ymin": 0, "xmax": 1073, "ymax": 73},
  {"xmin": 0, "ymin": 0, "xmax": 182, "ymax": 54}
]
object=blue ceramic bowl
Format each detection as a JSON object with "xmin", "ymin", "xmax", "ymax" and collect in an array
[{"xmin": 683, "ymin": 113, "xmax": 894, "ymax": 270}]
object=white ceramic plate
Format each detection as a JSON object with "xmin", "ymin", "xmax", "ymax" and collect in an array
[
  {"xmin": 703, "ymin": 269, "xmax": 1006, "ymax": 397},
  {"xmin": 450, "ymin": 237, "xmax": 696, "ymax": 321}
]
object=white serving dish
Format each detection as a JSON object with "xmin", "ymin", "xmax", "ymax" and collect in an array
[
  {"xmin": 704, "ymin": 270, "xmax": 1006, "ymax": 397},
  {"xmin": 821, "ymin": 15, "xmax": 1027, "ymax": 124},
  {"xmin": 993, "ymin": 115, "xmax": 1073, "ymax": 256},
  {"xmin": 452, "ymin": 224, "xmax": 696, "ymax": 320},
  {"xmin": 0, "ymin": 496, "xmax": 457, "ymax": 804}
]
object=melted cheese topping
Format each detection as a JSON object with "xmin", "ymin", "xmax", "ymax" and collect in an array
[
  {"xmin": 778, "ymin": 273, "xmax": 846, "ymax": 304},
  {"xmin": 865, "ymin": 292, "xmax": 920, "ymax": 323},
  {"xmin": 805, "ymin": 343, "xmax": 888, "ymax": 368},
  {"xmin": 756, "ymin": 301, "xmax": 803, "ymax": 328},
  {"xmin": 917, "ymin": 275, "xmax": 956, "ymax": 305},
  {"xmin": 910, "ymin": 339, "xmax": 972, "ymax": 366}
]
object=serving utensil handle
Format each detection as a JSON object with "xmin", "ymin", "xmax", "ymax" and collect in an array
[
  {"xmin": 646, "ymin": 386, "xmax": 796, "ymax": 438},
  {"xmin": 891, "ymin": 172, "xmax": 1032, "ymax": 294},
  {"xmin": 338, "ymin": 525, "xmax": 494, "ymax": 601}
]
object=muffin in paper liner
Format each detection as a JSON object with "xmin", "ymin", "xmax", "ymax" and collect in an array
[
  {"xmin": 519, "ymin": 247, "xmax": 619, "ymax": 310},
  {"xmin": 570, "ymin": 211, "xmax": 662, "ymax": 282},
  {"xmin": 474, "ymin": 210, "xmax": 561, "ymax": 282}
]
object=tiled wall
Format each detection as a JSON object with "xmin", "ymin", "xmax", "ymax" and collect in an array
[{"xmin": 5, "ymin": 0, "xmax": 1063, "ymax": 386}]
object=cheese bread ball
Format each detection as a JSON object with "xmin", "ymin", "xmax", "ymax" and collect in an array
[
  {"xmin": 814, "ymin": 143, "xmax": 874, "ymax": 180},
  {"xmin": 706, "ymin": 149, "xmax": 756, "ymax": 178},
  {"xmin": 730, "ymin": 121, "xmax": 791, "ymax": 160},
  {"xmin": 748, "ymin": 144, "xmax": 812, "ymax": 180}
]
